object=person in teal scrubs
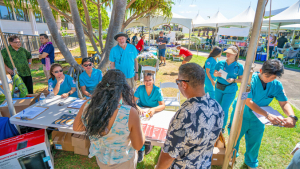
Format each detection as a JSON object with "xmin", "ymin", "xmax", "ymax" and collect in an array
[
  {"xmin": 79, "ymin": 58, "xmax": 102, "ymax": 97},
  {"xmin": 204, "ymin": 46, "xmax": 222, "ymax": 99},
  {"xmin": 134, "ymin": 73, "xmax": 165, "ymax": 163},
  {"xmin": 214, "ymin": 45, "xmax": 244, "ymax": 133},
  {"xmin": 48, "ymin": 63, "xmax": 78, "ymax": 98},
  {"xmin": 228, "ymin": 59, "xmax": 297, "ymax": 169}
]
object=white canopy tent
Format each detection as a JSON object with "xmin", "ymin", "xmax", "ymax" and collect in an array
[
  {"xmin": 126, "ymin": 12, "xmax": 192, "ymax": 48},
  {"xmin": 280, "ymin": 24, "xmax": 300, "ymax": 30},
  {"xmin": 192, "ymin": 12, "xmax": 206, "ymax": 27},
  {"xmin": 193, "ymin": 11, "xmax": 228, "ymax": 27},
  {"xmin": 218, "ymin": 6, "xmax": 255, "ymax": 27},
  {"xmin": 263, "ymin": 0, "xmax": 300, "ymax": 27}
]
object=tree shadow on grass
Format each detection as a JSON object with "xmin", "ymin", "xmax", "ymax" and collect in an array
[{"xmin": 163, "ymin": 72, "xmax": 178, "ymax": 76}]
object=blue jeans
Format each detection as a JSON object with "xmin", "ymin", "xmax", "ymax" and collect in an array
[
  {"xmin": 287, "ymin": 149, "xmax": 300, "ymax": 169},
  {"xmin": 269, "ymin": 46, "xmax": 274, "ymax": 58},
  {"xmin": 159, "ymin": 48, "xmax": 166, "ymax": 57}
]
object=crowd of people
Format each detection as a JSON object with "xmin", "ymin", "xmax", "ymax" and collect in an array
[{"xmin": 2, "ymin": 31, "xmax": 299, "ymax": 169}]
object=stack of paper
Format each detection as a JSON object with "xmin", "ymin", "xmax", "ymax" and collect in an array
[
  {"xmin": 68, "ymin": 99, "xmax": 86, "ymax": 109},
  {"xmin": 253, "ymin": 106, "xmax": 284, "ymax": 126}
]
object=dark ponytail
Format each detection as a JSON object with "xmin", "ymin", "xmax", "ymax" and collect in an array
[{"xmin": 203, "ymin": 47, "xmax": 222, "ymax": 69}]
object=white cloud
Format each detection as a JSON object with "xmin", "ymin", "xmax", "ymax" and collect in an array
[{"xmin": 189, "ymin": 4, "xmax": 197, "ymax": 7}]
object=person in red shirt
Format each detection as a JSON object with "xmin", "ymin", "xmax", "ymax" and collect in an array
[
  {"xmin": 174, "ymin": 44, "xmax": 193, "ymax": 64},
  {"xmin": 136, "ymin": 35, "xmax": 145, "ymax": 53}
]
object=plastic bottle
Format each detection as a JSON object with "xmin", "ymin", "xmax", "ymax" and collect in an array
[
  {"xmin": 13, "ymin": 87, "xmax": 20, "ymax": 98},
  {"xmin": 48, "ymin": 85, "xmax": 54, "ymax": 98},
  {"xmin": 40, "ymin": 93, "xmax": 46, "ymax": 106}
]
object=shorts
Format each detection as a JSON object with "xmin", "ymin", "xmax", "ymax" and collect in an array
[{"xmin": 159, "ymin": 48, "xmax": 166, "ymax": 57}]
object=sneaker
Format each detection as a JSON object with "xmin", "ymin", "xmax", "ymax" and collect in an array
[
  {"xmin": 222, "ymin": 128, "xmax": 225, "ymax": 133},
  {"xmin": 159, "ymin": 62, "xmax": 163, "ymax": 65},
  {"xmin": 163, "ymin": 63, "xmax": 166, "ymax": 66},
  {"xmin": 145, "ymin": 143, "xmax": 153, "ymax": 155},
  {"xmin": 137, "ymin": 150, "xmax": 145, "ymax": 163}
]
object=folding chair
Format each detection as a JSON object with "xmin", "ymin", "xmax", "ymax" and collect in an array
[
  {"xmin": 276, "ymin": 48, "xmax": 283, "ymax": 58},
  {"xmin": 140, "ymin": 66, "xmax": 157, "ymax": 85},
  {"xmin": 160, "ymin": 82, "xmax": 180, "ymax": 111},
  {"xmin": 286, "ymin": 50, "xmax": 299, "ymax": 65},
  {"xmin": 166, "ymin": 48, "xmax": 172, "ymax": 59}
]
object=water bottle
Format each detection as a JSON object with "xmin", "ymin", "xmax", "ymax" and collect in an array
[
  {"xmin": 40, "ymin": 93, "xmax": 46, "ymax": 106},
  {"xmin": 13, "ymin": 87, "xmax": 20, "ymax": 98},
  {"xmin": 48, "ymin": 84, "xmax": 54, "ymax": 98}
]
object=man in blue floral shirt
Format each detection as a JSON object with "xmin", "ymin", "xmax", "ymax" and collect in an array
[{"xmin": 156, "ymin": 63, "xmax": 224, "ymax": 169}]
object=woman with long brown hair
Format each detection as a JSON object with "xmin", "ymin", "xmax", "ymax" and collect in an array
[
  {"xmin": 213, "ymin": 45, "xmax": 244, "ymax": 133},
  {"xmin": 48, "ymin": 63, "xmax": 77, "ymax": 98},
  {"xmin": 203, "ymin": 46, "xmax": 222, "ymax": 99}
]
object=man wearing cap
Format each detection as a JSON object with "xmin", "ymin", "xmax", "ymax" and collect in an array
[
  {"xmin": 109, "ymin": 32, "xmax": 139, "ymax": 89},
  {"xmin": 174, "ymin": 43, "xmax": 193, "ymax": 64},
  {"xmin": 156, "ymin": 31, "xmax": 168, "ymax": 66}
]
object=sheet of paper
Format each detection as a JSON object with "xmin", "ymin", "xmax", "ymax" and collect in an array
[
  {"xmin": 219, "ymin": 69, "xmax": 228, "ymax": 80},
  {"xmin": 68, "ymin": 99, "xmax": 86, "ymax": 109},
  {"xmin": 252, "ymin": 106, "xmax": 284, "ymax": 126},
  {"xmin": 15, "ymin": 107, "xmax": 47, "ymax": 119}
]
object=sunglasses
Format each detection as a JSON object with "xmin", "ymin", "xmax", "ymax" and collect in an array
[
  {"xmin": 176, "ymin": 79, "xmax": 189, "ymax": 85},
  {"xmin": 53, "ymin": 69, "xmax": 63, "ymax": 74},
  {"xmin": 83, "ymin": 63, "xmax": 92, "ymax": 67}
]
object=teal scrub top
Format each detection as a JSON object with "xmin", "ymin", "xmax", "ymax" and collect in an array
[
  {"xmin": 205, "ymin": 57, "xmax": 218, "ymax": 81},
  {"xmin": 243, "ymin": 72, "xmax": 288, "ymax": 120},
  {"xmin": 109, "ymin": 44, "xmax": 138, "ymax": 79},
  {"xmin": 48, "ymin": 74, "xmax": 78, "ymax": 97},
  {"xmin": 79, "ymin": 68, "xmax": 102, "ymax": 95},
  {"xmin": 134, "ymin": 85, "xmax": 164, "ymax": 107},
  {"xmin": 215, "ymin": 60, "xmax": 244, "ymax": 92}
]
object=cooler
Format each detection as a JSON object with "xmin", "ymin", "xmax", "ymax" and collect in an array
[{"xmin": 260, "ymin": 53, "xmax": 267, "ymax": 61}]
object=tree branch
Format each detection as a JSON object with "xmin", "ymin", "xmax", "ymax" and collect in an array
[
  {"xmin": 122, "ymin": 4, "xmax": 158, "ymax": 30},
  {"xmin": 88, "ymin": 0, "xmax": 98, "ymax": 6},
  {"xmin": 126, "ymin": 0, "xmax": 136, "ymax": 10}
]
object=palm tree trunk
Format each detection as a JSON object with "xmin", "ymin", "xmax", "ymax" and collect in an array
[
  {"xmin": 98, "ymin": 0, "xmax": 127, "ymax": 71},
  {"xmin": 68, "ymin": 0, "xmax": 88, "ymax": 58},
  {"xmin": 97, "ymin": 0, "xmax": 104, "ymax": 51},
  {"xmin": 37, "ymin": 0, "xmax": 82, "ymax": 71},
  {"xmin": 81, "ymin": 0, "xmax": 100, "ymax": 55}
]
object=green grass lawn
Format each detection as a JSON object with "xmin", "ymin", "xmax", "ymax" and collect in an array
[{"xmin": 1, "ymin": 53, "xmax": 299, "ymax": 169}]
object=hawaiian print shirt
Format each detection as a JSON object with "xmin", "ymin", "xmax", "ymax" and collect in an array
[
  {"xmin": 163, "ymin": 94, "xmax": 224, "ymax": 169},
  {"xmin": 1, "ymin": 46, "xmax": 32, "ymax": 77}
]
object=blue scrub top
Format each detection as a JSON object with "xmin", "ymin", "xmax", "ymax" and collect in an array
[
  {"xmin": 215, "ymin": 60, "xmax": 244, "ymax": 92},
  {"xmin": 109, "ymin": 44, "xmax": 138, "ymax": 78},
  {"xmin": 134, "ymin": 85, "xmax": 164, "ymax": 107},
  {"xmin": 40, "ymin": 43, "xmax": 55, "ymax": 65},
  {"xmin": 48, "ymin": 74, "xmax": 78, "ymax": 97},
  {"xmin": 79, "ymin": 68, "xmax": 102, "ymax": 95},
  {"xmin": 243, "ymin": 72, "xmax": 288, "ymax": 120},
  {"xmin": 205, "ymin": 57, "xmax": 218, "ymax": 81}
]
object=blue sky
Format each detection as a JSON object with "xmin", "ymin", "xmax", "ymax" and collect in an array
[{"xmin": 172, "ymin": 0, "xmax": 297, "ymax": 19}]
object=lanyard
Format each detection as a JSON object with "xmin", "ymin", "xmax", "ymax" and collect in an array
[{"xmin": 118, "ymin": 45, "xmax": 125, "ymax": 64}]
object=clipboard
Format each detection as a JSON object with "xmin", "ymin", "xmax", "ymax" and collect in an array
[{"xmin": 15, "ymin": 106, "xmax": 49, "ymax": 120}]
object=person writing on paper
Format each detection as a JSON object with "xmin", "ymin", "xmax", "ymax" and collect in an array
[
  {"xmin": 214, "ymin": 45, "xmax": 244, "ymax": 133},
  {"xmin": 79, "ymin": 58, "xmax": 102, "ymax": 97},
  {"xmin": 48, "ymin": 63, "xmax": 78, "ymax": 98},
  {"xmin": 134, "ymin": 73, "xmax": 165, "ymax": 162},
  {"xmin": 73, "ymin": 69, "xmax": 145, "ymax": 169},
  {"xmin": 203, "ymin": 46, "xmax": 222, "ymax": 99},
  {"xmin": 228, "ymin": 59, "xmax": 297, "ymax": 169},
  {"xmin": 174, "ymin": 43, "xmax": 193, "ymax": 65},
  {"xmin": 155, "ymin": 63, "xmax": 224, "ymax": 169}
]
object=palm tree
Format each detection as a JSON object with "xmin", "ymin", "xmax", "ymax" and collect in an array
[
  {"xmin": 68, "ymin": 0, "xmax": 88, "ymax": 58},
  {"xmin": 37, "ymin": 0, "xmax": 82, "ymax": 71}
]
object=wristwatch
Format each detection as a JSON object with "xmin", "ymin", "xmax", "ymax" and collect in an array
[
  {"xmin": 289, "ymin": 115, "xmax": 298, "ymax": 122},
  {"xmin": 68, "ymin": 92, "xmax": 71, "ymax": 96}
]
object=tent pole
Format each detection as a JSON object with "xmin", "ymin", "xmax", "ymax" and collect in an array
[
  {"xmin": 222, "ymin": 0, "xmax": 267, "ymax": 168},
  {"xmin": 188, "ymin": 29, "xmax": 191, "ymax": 50},
  {"xmin": 267, "ymin": 0, "xmax": 271, "ymax": 60},
  {"xmin": 0, "ymin": 53, "xmax": 16, "ymax": 117}
]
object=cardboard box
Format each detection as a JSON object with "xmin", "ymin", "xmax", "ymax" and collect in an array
[
  {"xmin": 0, "ymin": 74, "xmax": 13, "ymax": 91},
  {"xmin": 0, "ymin": 129, "xmax": 54, "ymax": 169},
  {"xmin": 72, "ymin": 134, "xmax": 90, "ymax": 156},
  {"xmin": 0, "ymin": 94, "xmax": 40, "ymax": 117},
  {"xmin": 74, "ymin": 147, "xmax": 89, "ymax": 156},
  {"xmin": 211, "ymin": 147, "xmax": 226, "ymax": 166},
  {"xmin": 71, "ymin": 134, "xmax": 90, "ymax": 149},
  {"xmin": 52, "ymin": 131, "xmax": 74, "ymax": 152}
]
